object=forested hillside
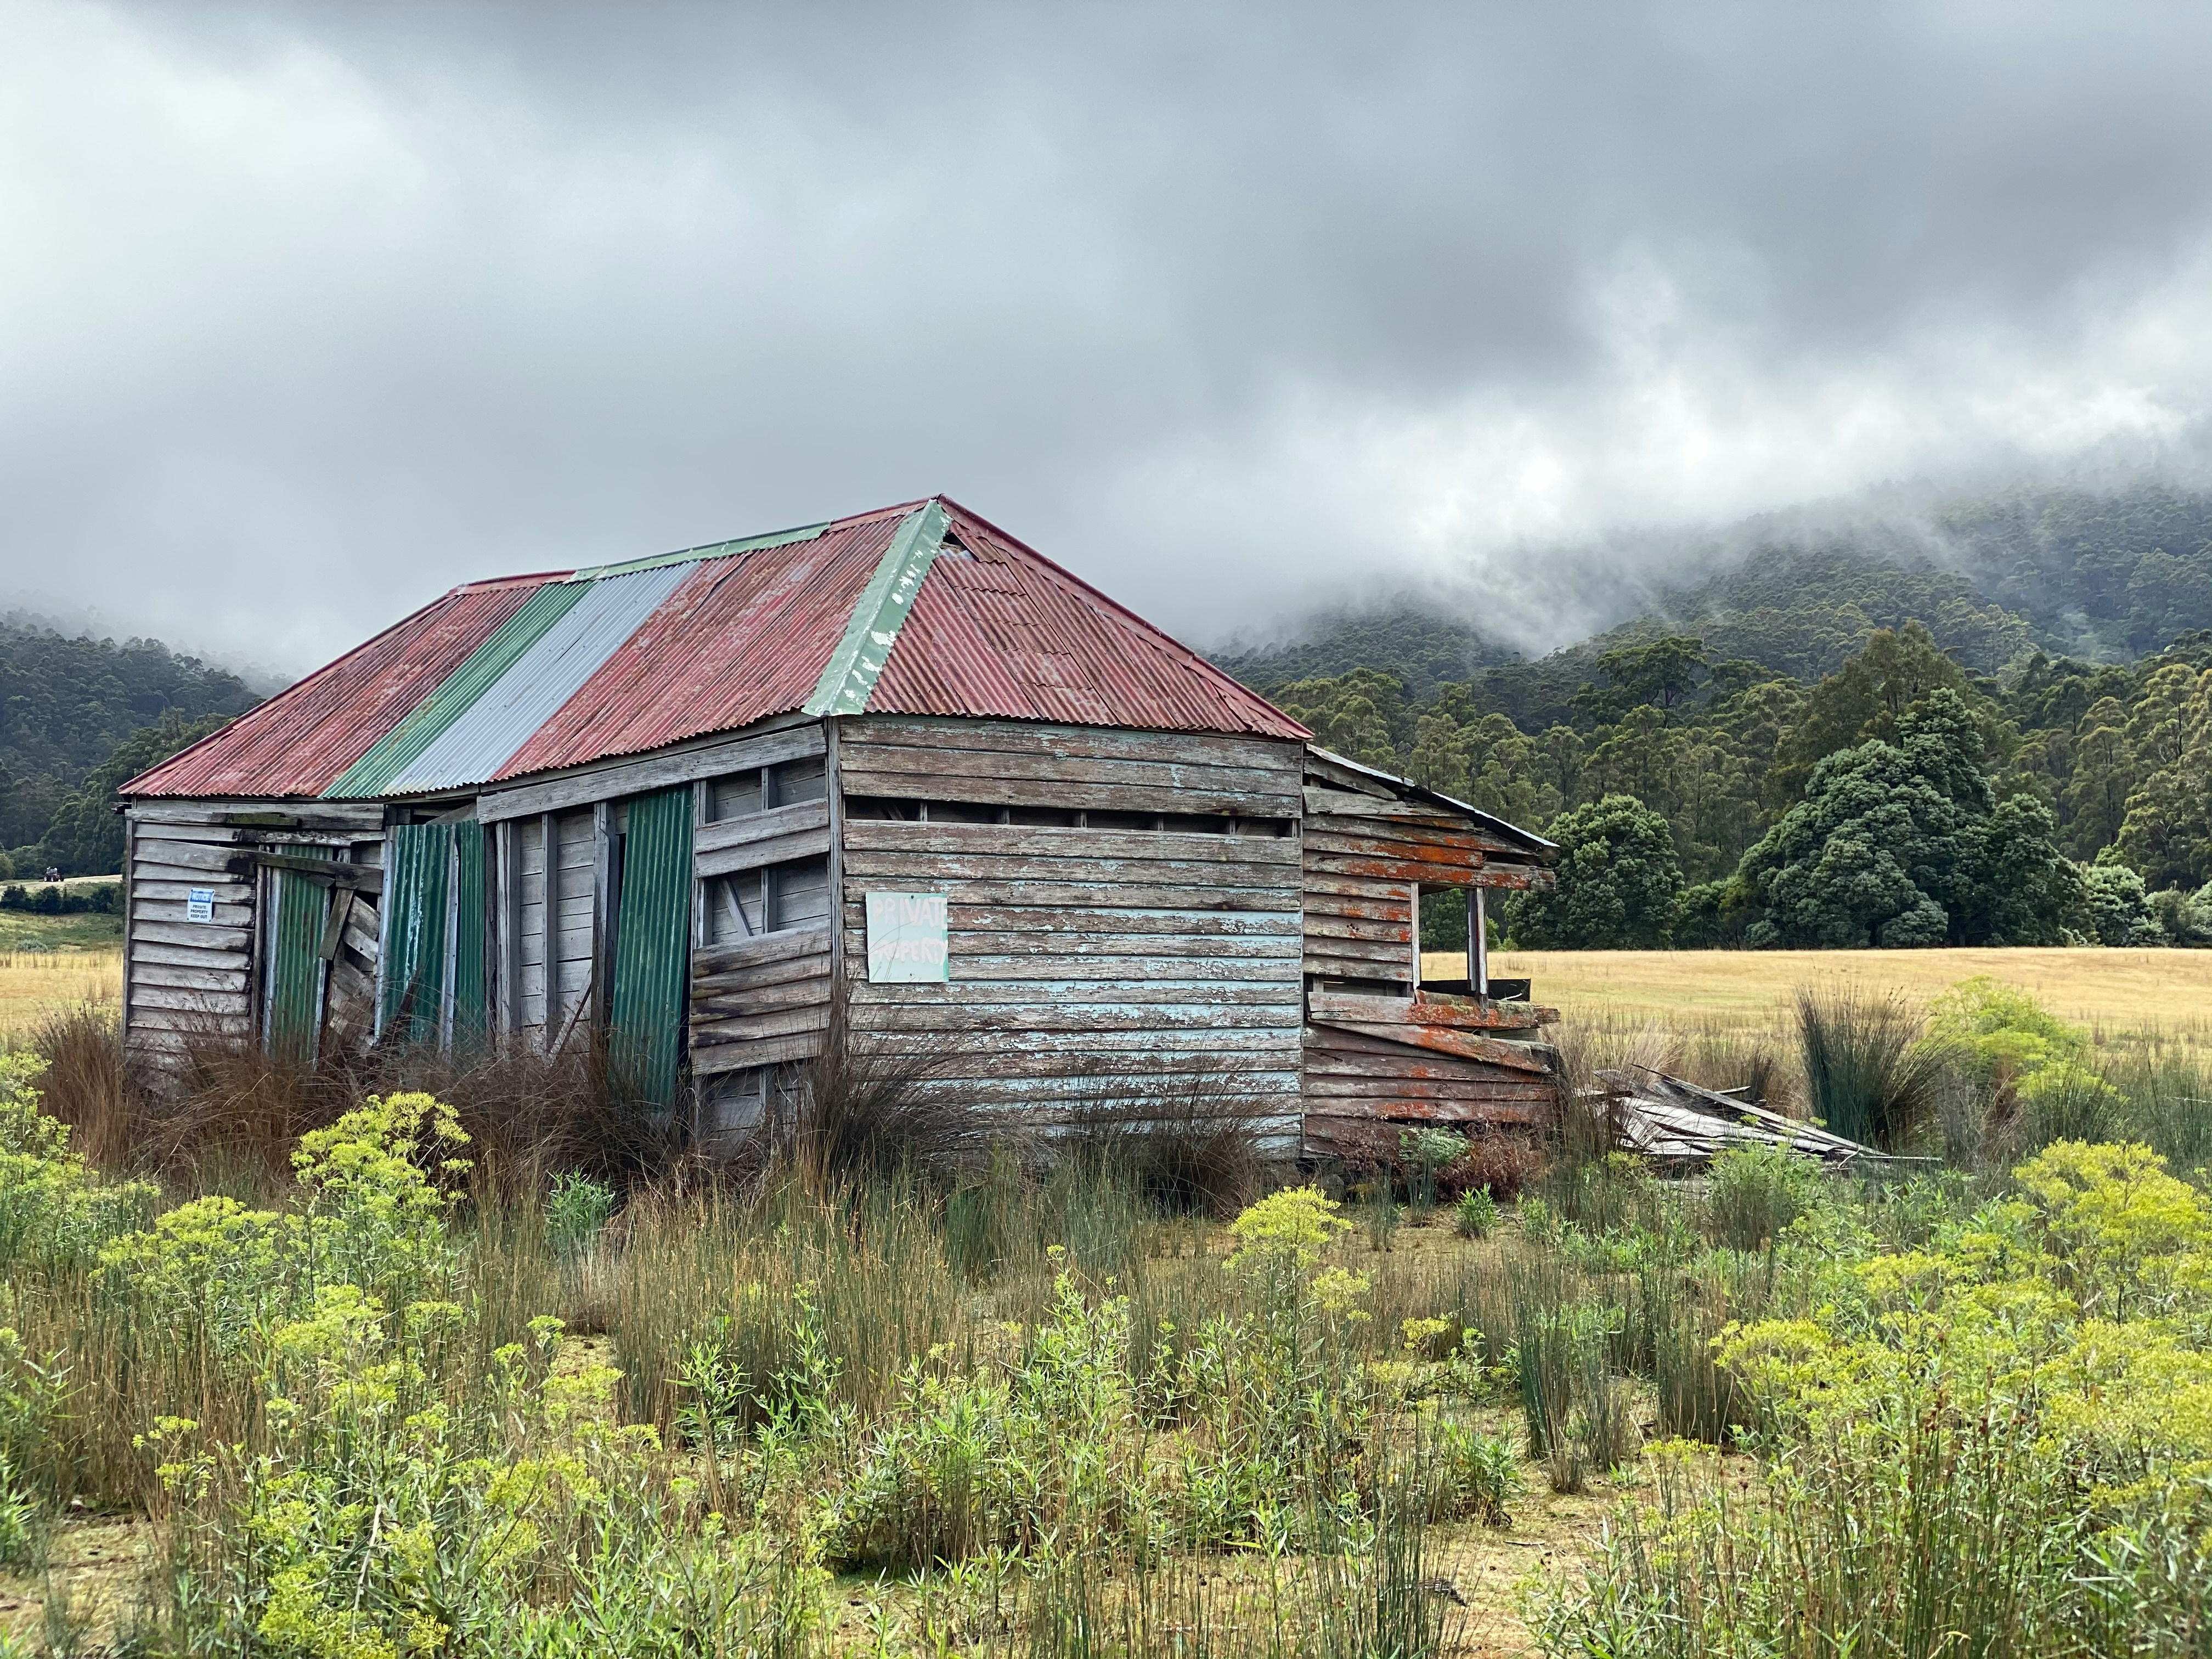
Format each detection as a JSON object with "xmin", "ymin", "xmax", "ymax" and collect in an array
[
  {"xmin": 0, "ymin": 616, "xmax": 259, "ymax": 872},
  {"xmin": 1229, "ymin": 482, "xmax": 2212, "ymax": 949}
]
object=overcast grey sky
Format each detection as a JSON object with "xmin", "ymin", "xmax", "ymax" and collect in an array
[{"xmin": 5, "ymin": 1, "xmax": 2212, "ymax": 673}]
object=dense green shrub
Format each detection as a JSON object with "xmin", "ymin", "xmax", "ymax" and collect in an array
[{"xmin": 1701, "ymin": 1143, "xmax": 1829, "ymax": 1251}]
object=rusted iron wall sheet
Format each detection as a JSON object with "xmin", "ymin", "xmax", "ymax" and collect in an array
[
  {"xmin": 126, "ymin": 580, "xmax": 549, "ymax": 799},
  {"xmin": 264, "ymin": 857, "xmax": 331, "ymax": 1064},
  {"xmin": 870, "ymin": 505, "xmax": 1310, "ymax": 740},
  {"xmin": 379, "ymin": 823, "xmax": 454, "ymax": 1043},
  {"xmin": 836, "ymin": 723, "xmax": 1307, "ymax": 1145},
  {"xmin": 496, "ymin": 511, "xmax": 907, "ymax": 780},
  {"xmin": 386, "ymin": 563, "xmax": 695, "ymax": 794},
  {"xmin": 610, "ymin": 786, "xmax": 695, "ymax": 1105}
]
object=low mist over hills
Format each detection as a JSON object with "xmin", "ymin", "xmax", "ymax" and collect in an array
[
  {"xmin": 1215, "ymin": 481, "xmax": 2212, "ymax": 950},
  {"xmin": 1218, "ymin": 482, "xmax": 2212, "ymax": 722}
]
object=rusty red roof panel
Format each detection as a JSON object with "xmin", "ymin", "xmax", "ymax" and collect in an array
[
  {"xmin": 494, "ymin": 509, "xmax": 909, "ymax": 779},
  {"xmin": 125, "ymin": 578, "xmax": 552, "ymax": 798},
  {"xmin": 125, "ymin": 496, "xmax": 1306, "ymax": 802},
  {"xmin": 867, "ymin": 501, "xmax": 1309, "ymax": 740}
]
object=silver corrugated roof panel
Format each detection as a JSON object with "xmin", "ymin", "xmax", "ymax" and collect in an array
[{"xmin": 385, "ymin": 563, "xmax": 695, "ymax": 794}]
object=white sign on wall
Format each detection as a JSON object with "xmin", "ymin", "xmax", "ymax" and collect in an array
[
  {"xmin": 865, "ymin": 891, "xmax": 949, "ymax": 983},
  {"xmin": 186, "ymin": 887, "xmax": 215, "ymax": 924}
]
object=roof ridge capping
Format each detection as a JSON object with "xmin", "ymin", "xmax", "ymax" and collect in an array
[
  {"xmin": 805, "ymin": 500, "xmax": 950, "ymax": 716},
  {"xmin": 567, "ymin": 518, "xmax": 835, "ymax": 582}
]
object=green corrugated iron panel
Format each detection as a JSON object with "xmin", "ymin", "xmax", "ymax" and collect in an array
[
  {"xmin": 267, "ymin": 854, "xmax": 331, "ymax": 1064},
  {"xmin": 448, "ymin": 822, "xmax": 487, "ymax": 1049},
  {"xmin": 379, "ymin": 824, "xmax": 452, "ymax": 1042},
  {"xmin": 568, "ymin": 521, "xmax": 831, "ymax": 582},
  {"xmin": 610, "ymin": 786, "xmax": 693, "ymax": 1107},
  {"xmin": 330, "ymin": 581, "xmax": 592, "ymax": 798},
  {"xmin": 803, "ymin": 501, "xmax": 947, "ymax": 716}
]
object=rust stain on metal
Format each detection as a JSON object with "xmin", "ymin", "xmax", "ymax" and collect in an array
[
  {"xmin": 496, "ymin": 511, "xmax": 906, "ymax": 779},
  {"xmin": 125, "ymin": 578, "xmax": 554, "ymax": 799}
]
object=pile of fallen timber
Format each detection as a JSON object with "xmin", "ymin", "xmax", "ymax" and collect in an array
[{"xmin": 1595, "ymin": 1064, "xmax": 1938, "ymax": 1170}]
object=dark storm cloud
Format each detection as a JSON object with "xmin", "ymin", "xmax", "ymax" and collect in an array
[{"xmin": 5, "ymin": 1, "xmax": 2212, "ymax": 669}]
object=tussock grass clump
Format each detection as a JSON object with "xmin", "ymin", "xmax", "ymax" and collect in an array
[
  {"xmin": 1798, "ymin": 984, "xmax": 1948, "ymax": 1149},
  {"xmin": 1066, "ymin": 1066, "xmax": 1273, "ymax": 1218},
  {"xmin": 1506, "ymin": 1250, "xmax": 1637, "ymax": 1492},
  {"xmin": 27, "ymin": 1012, "xmax": 674, "ymax": 1189}
]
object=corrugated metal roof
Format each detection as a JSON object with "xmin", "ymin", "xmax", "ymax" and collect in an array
[
  {"xmin": 383, "ymin": 563, "xmax": 694, "ymax": 794},
  {"xmin": 126, "ymin": 579, "xmax": 548, "ymax": 799},
  {"xmin": 330, "ymin": 579, "xmax": 591, "ymax": 798},
  {"xmin": 494, "ymin": 508, "xmax": 907, "ymax": 780},
  {"xmin": 123, "ymin": 496, "xmax": 1311, "ymax": 802},
  {"xmin": 870, "ymin": 503, "xmax": 1310, "ymax": 740}
]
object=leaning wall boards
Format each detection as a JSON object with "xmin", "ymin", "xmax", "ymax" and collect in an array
[{"xmin": 864, "ymin": 891, "xmax": 948, "ymax": 983}]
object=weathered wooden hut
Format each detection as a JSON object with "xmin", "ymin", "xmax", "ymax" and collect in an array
[{"xmin": 119, "ymin": 497, "xmax": 1556, "ymax": 1155}]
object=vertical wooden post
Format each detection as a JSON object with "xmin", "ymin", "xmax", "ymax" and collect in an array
[
  {"xmin": 539, "ymin": 811, "xmax": 558, "ymax": 1050},
  {"xmin": 1470, "ymin": 887, "xmax": 1489, "ymax": 998},
  {"xmin": 690, "ymin": 781, "xmax": 709, "ymax": 951},
  {"xmin": 1408, "ymin": 884, "xmax": 1421, "ymax": 993},
  {"xmin": 689, "ymin": 778, "xmax": 709, "ymax": 1146},
  {"xmin": 495, "ymin": 819, "xmax": 520, "ymax": 1037},
  {"xmin": 592, "ymin": 800, "xmax": 616, "ymax": 1030},
  {"xmin": 823, "ymin": 715, "xmax": 847, "ymax": 1012}
]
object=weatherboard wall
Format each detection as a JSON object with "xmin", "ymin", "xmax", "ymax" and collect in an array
[
  {"xmin": 1295, "ymin": 753, "xmax": 1561, "ymax": 1152},
  {"xmin": 121, "ymin": 802, "xmax": 387, "ymax": 1065},
  {"xmin": 832, "ymin": 716, "xmax": 1308, "ymax": 1142}
]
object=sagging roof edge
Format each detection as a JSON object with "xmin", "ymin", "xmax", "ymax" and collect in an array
[
  {"xmin": 1307, "ymin": 745, "xmax": 1558, "ymax": 857},
  {"xmin": 124, "ymin": 707, "xmax": 1325, "ymax": 810}
]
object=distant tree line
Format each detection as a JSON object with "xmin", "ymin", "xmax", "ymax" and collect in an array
[
  {"xmin": 1242, "ymin": 483, "xmax": 2212, "ymax": 951},
  {"xmin": 0, "ymin": 618, "xmax": 254, "ymax": 879},
  {"xmin": 1268, "ymin": 622, "xmax": 2212, "ymax": 950}
]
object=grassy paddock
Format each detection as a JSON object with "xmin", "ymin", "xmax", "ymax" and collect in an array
[
  {"xmin": 2, "ymin": 969, "xmax": 2210, "ymax": 1655},
  {"xmin": 1424, "ymin": 946, "xmax": 2212, "ymax": 1059},
  {"xmin": 0, "ymin": 945, "xmax": 119, "ymax": 1046}
]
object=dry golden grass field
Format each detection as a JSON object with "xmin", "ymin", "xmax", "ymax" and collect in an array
[
  {"xmin": 7, "ymin": 938, "xmax": 2205, "ymax": 1060},
  {"xmin": 1428, "ymin": 946, "xmax": 2212, "ymax": 1060},
  {"xmin": 0, "ymin": 946, "xmax": 120, "ymax": 1046}
]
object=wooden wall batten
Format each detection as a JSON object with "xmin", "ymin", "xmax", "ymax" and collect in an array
[{"xmin": 476, "ymin": 717, "xmax": 823, "ymax": 823}]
